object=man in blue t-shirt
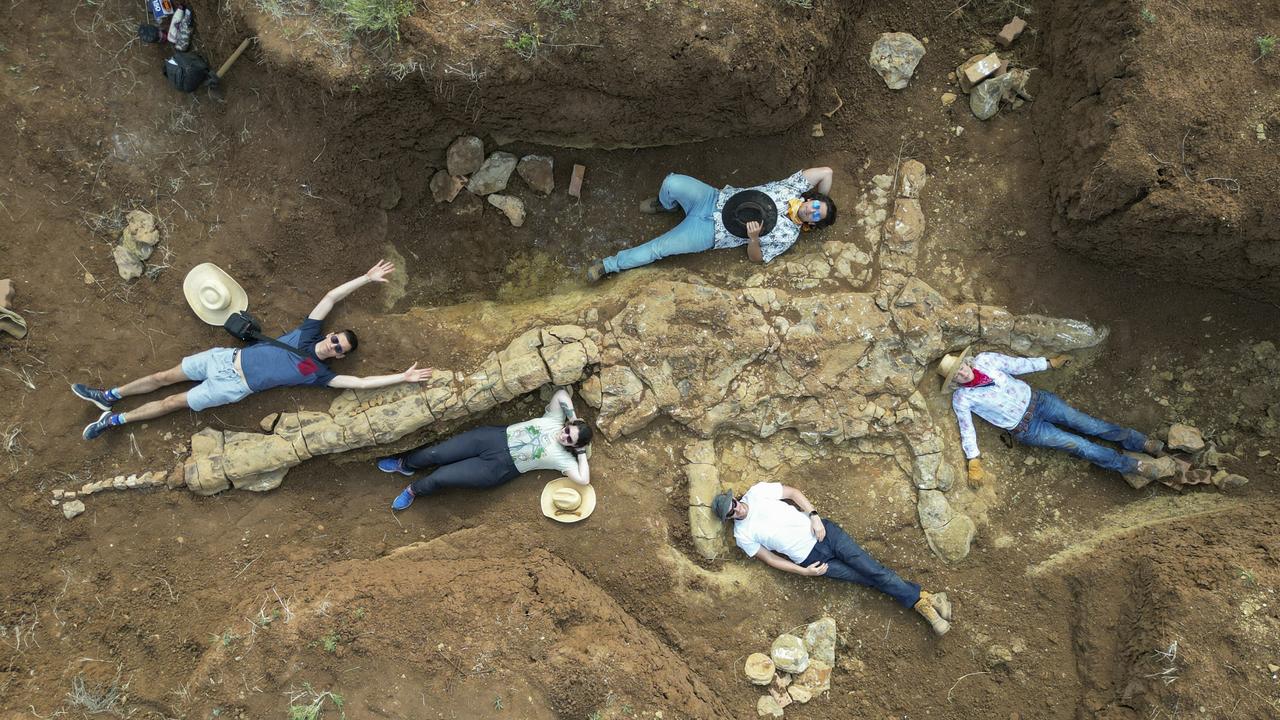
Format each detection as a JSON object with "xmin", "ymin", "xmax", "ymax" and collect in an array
[{"xmin": 73, "ymin": 260, "xmax": 433, "ymax": 440}]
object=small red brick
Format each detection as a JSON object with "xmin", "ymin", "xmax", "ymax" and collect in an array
[
  {"xmin": 996, "ymin": 16, "xmax": 1027, "ymax": 48},
  {"xmin": 568, "ymin": 164, "xmax": 586, "ymax": 198}
]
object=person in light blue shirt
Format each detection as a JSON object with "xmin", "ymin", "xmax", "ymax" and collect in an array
[{"xmin": 74, "ymin": 260, "xmax": 433, "ymax": 440}]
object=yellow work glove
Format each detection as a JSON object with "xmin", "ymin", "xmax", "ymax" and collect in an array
[{"xmin": 967, "ymin": 458, "xmax": 986, "ymax": 488}]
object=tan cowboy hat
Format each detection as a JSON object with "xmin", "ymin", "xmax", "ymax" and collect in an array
[
  {"xmin": 935, "ymin": 346, "xmax": 973, "ymax": 392},
  {"xmin": 183, "ymin": 263, "xmax": 248, "ymax": 325},
  {"xmin": 540, "ymin": 477, "xmax": 596, "ymax": 523}
]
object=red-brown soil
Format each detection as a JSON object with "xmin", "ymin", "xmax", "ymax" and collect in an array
[{"xmin": 1, "ymin": 0, "xmax": 1278, "ymax": 718}]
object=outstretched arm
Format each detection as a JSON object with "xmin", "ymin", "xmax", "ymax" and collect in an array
[
  {"xmin": 801, "ymin": 166, "xmax": 833, "ymax": 194},
  {"xmin": 308, "ymin": 260, "xmax": 396, "ymax": 321},
  {"xmin": 981, "ymin": 352, "xmax": 1050, "ymax": 377},
  {"xmin": 328, "ymin": 363, "xmax": 432, "ymax": 390},
  {"xmin": 548, "ymin": 387, "xmax": 576, "ymax": 421}
]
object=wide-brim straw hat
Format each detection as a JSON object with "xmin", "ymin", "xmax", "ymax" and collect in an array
[
  {"xmin": 936, "ymin": 346, "xmax": 973, "ymax": 392},
  {"xmin": 183, "ymin": 263, "xmax": 248, "ymax": 326},
  {"xmin": 540, "ymin": 477, "xmax": 596, "ymax": 523}
]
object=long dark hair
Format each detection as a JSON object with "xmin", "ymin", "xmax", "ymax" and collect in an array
[
  {"xmin": 801, "ymin": 190, "xmax": 838, "ymax": 229},
  {"xmin": 567, "ymin": 419, "xmax": 593, "ymax": 455}
]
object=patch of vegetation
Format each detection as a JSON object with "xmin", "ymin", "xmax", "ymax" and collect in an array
[
  {"xmin": 319, "ymin": 0, "xmax": 414, "ymax": 39},
  {"xmin": 1238, "ymin": 567, "xmax": 1258, "ymax": 586},
  {"xmin": 288, "ymin": 682, "xmax": 345, "ymax": 720},
  {"xmin": 354, "ymin": 606, "xmax": 367, "ymax": 620},
  {"xmin": 1257, "ymin": 34, "xmax": 1277, "ymax": 61},
  {"xmin": 536, "ymin": 0, "xmax": 582, "ymax": 22},
  {"xmin": 505, "ymin": 29, "xmax": 542, "ymax": 59},
  {"xmin": 65, "ymin": 671, "xmax": 127, "ymax": 715},
  {"xmin": 321, "ymin": 631, "xmax": 340, "ymax": 653},
  {"xmin": 776, "ymin": 0, "xmax": 813, "ymax": 8},
  {"xmin": 213, "ymin": 628, "xmax": 241, "ymax": 647},
  {"xmin": 1140, "ymin": 7, "xmax": 1156, "ymax": 24},
  {"xmin": 493, "ymin": 694, "xmax": 505, "ymax": 711}
]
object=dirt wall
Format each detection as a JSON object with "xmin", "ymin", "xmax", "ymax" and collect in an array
[
  {"xmin": 237, "ymin": 0, "xmax": 859, "ymax": 148},
  {"xmin": 1034, "ymin": 0, "xmax": 1280, "ymax": 303}
]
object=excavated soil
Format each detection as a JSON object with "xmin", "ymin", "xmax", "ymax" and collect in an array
[{"xmin": 1, "ymin": 0, "xmax": 1278, "ymax": 718}]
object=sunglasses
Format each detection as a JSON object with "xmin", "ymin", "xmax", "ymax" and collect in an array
[
  {"xmin": 727, "ymin": 498, "xmax": 740, "ymax": 516},
  {"xmin": 808, "ymin": 201, "xmax": 823, "ymax": 222},
  {"xmin": 329, "ymin": 335, "xmax": 344, "ymax": 352}
]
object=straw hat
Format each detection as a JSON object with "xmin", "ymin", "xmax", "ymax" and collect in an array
[
  {"xmin": 183, "ymin": 263, "xmax": 248, "ymax": 325},
  {"xmin": 540, "ymin": 477, "xmax": 596, "ymax": 523},
  {"xmin": 935, "ymin": 346, "xmax": 973, "ymax": 392}
]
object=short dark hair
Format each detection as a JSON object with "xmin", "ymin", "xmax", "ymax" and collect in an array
[
  {"xmin": 568, "ymin": 419, "xmax": 593, "ymax": 453},
  {"xmin": 801, "ymin": 190, "xmax": 838, "ymax": 229},
  {"xmin": 341, "ymin": 329, "xmax": 359, "ymax": 353}
]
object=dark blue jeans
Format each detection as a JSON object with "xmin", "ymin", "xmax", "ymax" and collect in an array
[
  {"xmin": 800, "ymin": 520, "xmax": 921, "ymax": 608},
  {"xmin": 1012, "ymin": 391, "xmax": 1146, "ymax": 474},
  {"xmin": 402, "ymin": 426, "xmax": 521, "ymax": 496}
]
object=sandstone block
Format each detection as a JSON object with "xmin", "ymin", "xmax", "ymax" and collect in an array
[
  {"xmin": 1167, "ymin": 423, "xmax": 1205, "ymax": 453},
  {"xmin": 996, "ymin": 16, "xmax": 1027, "ymax": 48}
]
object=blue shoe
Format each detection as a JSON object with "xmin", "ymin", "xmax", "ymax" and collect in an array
[
  {"xmin": 377, "ymin": 457, "xmax": 413, "ymax": 476},
  {"xmin": 82, "ymin": 411, "xmax": 114, "ymax": 440},
  {"xmin": 73, "ymin": 384, "xmax": 116, "ymax": 411},
  {"xmin": 391, "ymin": 487, "xmax": 416, "ymax": 511}
]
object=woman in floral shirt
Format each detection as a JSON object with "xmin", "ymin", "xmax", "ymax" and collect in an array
[
  {"xmin": 377, "ymin": 388, "xmax": 592, "ymax": 510},
  {"xmin": 587, "ymin": 166, "xmax": 837, "ymax": 281}
]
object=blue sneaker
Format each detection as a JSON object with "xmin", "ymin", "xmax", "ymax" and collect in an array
[
  {"xmin": 82, "ymin": 411, "xmax": 114, "ymax": 440},
  {"xmin": 391, "ymin": 487, "xmax": 416, "ymax": 511},
  {"xmin": 377, "ymin": 457, "xmax": 413, "ymax": 476},
  {"xmin": 73, "ymin": 384, "xmax": 116, "ymax": 411}
]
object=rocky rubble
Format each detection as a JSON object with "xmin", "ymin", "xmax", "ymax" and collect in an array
[
  {"xmin": 112, "ymin": 210, "xmax": 162, "ymax": 281},
  {"xmin": 743, "ymin": 617, "xmax": 840, "ymax": 716}
]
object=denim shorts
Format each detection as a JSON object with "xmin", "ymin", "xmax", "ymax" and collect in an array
[{"xmin": 181, "ymin": 348, "xmax": 252, "ymax": 411}]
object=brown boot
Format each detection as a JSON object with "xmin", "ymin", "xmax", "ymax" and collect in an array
[
  {"xmin": 638, "ymin": 197, "xmax": 674, "ymax": 214},
  {"xmin": 1135, "ymin": 456, "xmax": 1177, "ymax": 480},
  {"xmin": 1142, "ymin": 438, "xmax": 1166, "ymax": 456},
  {"xmin": 915, "ymin": 593, "xmax": 951, "ymax": 636}
]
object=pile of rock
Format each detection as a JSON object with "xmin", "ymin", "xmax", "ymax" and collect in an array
[
  {"xmin": 1122, "ymin": 422, "xmax": 1249, "ymax": 490},
  {"xmin": 430, "ymin": 135, "xmax": 556, "ymax": 227},
  {"xmin": 743, "ymin": 617, "xmax": 838, "ymax": 717},
  {"xmin": 955, "ymin": 51, "xmax": 1033, "ymax": 120},
  {"xmin": 112, "ymin": 210, "xmax": 162, "ymax": 280}
]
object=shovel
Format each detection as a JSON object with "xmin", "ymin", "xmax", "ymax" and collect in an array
[{"xmin": 207, "ymin": 38, "xmax": 253, "ymax": 100}]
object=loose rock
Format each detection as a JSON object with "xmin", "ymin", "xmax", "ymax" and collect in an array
[
  {"xmin": 1167, "ymin": 423, "xmax": 1205, "ymax": 453},
  {"xmin": 868, "ymin": 32, "xmax": 926, "ymax": 90},
  {"xmin": 771, "ymin": 634, "xmax": 809, "ymax": 674},
  {"xmin": 970, "ymin": 73, "xmax": 1015, "ymax": 120},
  {"xmin": 467, "ymin": 152, "xmax": 519, "ymax": 196},
  {"xmin": 811, "ymin": 123, "xmax": 824, "ymax": 138},
  {"xmin": 941, "ymin": 92, "xmax": 957, "ymax": 107},
  {"xmin": 446, "ymin": 135, "xmax": 484, "ymax": 176},
  {"xmin": 793, "ymin": 659, "xmax": 832, "ymax": 694},
  {"xmin": 756, "ymin": 695, "xmax": 785, "ymax": 718},
  {"xmin": 429, "ymin": 170, "xmax": 466, "ymax": 203},
  {"xmin": 516, "ymin": 155, "xmax": 555, "ymax": 195},
  {"xmin": 568, "ymin": 164, "xmax": 586, "ymax": 198},
  {"xmin": 804, "ymin": 617, "xmax": 838, "ymax": 666},
  {"xmin": 487, "ymin": 194, "xmax": 526, "ymax": 227},
  {"xmin": 996, "ymin": 16, "xmax": 1028, "ymax": 48},
  {"xmin": 962, "ymin": 52, "xmax": 1001, "ymax": 87},
  {"xmin": 62, "ymin": 499, "xmax": 86, "ymax": 519},
  {"xmin": 897, "ymin": 160, "xmax": 927, "ymax": 199},
  {"xmin": 745, "ymin": 653, "xmax": 776, "ymax": 685},
  {"xmin": 787, "ymin": 685, "xmax": 813, "ymax": 704}
]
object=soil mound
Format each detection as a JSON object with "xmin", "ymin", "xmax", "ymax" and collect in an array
[
  {"xmin": 236, "ymin": 0, "xmax": 856, "ymax": 147},
  {"xmin": 1036, "ymin": 0, "xmax": 1280, "ymax": 302},
  {"xmin": 179, "ymin": 527, "xmax": 731, "ymax": 719}
]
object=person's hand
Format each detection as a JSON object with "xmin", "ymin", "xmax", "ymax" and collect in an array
[
  {"xmin": 967, "ymin": 458, "xmax": 987, "ymax": 488},
  {"xmin": 401, "ymin": 364, "xmax": 433, "ymax": 383},
  {"xmin": 1049, "ymin": 354, "xmax": 1072, "ymax": 369},
  {"xmin": 810, "ymin": 514, "xmax": 826, "ymax": 541},
  {"xmin": 365, "ymin": 259, "xmax": 396, "ymax": 283},
  {"xmin": 746, "ymin": 220, "xmax": 762, "ymax": 239},
  {"xmin": 804, "ymin": 561, "xmax": 828, "ymax": 577}
]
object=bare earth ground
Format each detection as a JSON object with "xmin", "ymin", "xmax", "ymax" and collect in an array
[{"xmin": 1, "ymin": 0, "xmax": 1278, "ymax": 718}]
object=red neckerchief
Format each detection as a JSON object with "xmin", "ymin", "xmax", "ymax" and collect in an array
[{"xmin": 961, "ymin": 368, "xmax": 994, "ymax": 388}]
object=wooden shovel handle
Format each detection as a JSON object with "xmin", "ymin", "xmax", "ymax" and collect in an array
[{"xmin": 216, "ymin": 38, "xmax": 253, "ymax": 79}]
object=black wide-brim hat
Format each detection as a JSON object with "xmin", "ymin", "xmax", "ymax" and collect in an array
[{"xmin": 721, "ymin": 190, "xmax": 778, "ymax": 239}]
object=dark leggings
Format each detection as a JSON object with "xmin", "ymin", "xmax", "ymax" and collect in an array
[{"xmin": 402, "ymin": 426, "xmax": 521, "ymax": 496}]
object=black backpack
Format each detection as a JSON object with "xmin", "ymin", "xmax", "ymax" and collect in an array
[
  {"xmin": 164, "ymin": 51, "xmax": 209, "ymax": 93},
  {"xmin": 223, "ymin": 311, "xmax": 309, "ymax": 359}
]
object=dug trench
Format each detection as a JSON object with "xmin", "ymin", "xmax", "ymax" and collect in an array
[{"xmin": 0, "ymin": 0, "xmax": 1278, "ymax": 718}]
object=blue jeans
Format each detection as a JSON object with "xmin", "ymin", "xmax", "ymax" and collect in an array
[
  {"xmin": 1012, "ymin": 391, "xmax": 1146, "ymax": 474},
  {"xmin": 402, "ymin": 426, "xmax": 521, "ymax": 496},
  {"xmin": 602, "ymin": 173, "xmax": 718, "ymax": 273},
  {"xmin": 799, "ymin": 520, "xmax": 921, "ymax": 609}
]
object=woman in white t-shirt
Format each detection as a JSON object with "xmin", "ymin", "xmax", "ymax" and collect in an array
[{"xmin": 377, "ymin": 388, "xmax": 592, "ymax": 511}]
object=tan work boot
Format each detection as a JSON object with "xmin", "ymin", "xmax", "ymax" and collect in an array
[
  {"xmin": 915, "ymin": 592, "xmax": 951, "ymax": 636},
  {"xmin": 927, "ymin": 590, "xmax": 953, "ymax": 621},
  {"xmin": 1136, "ymin": 456, "xmax": 1177, "ymax": 481}
]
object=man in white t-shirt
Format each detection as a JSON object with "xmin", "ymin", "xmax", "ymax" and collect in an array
[{"xmin": 712, "ymin": 482, "xmax": 954, "ymax": 635}]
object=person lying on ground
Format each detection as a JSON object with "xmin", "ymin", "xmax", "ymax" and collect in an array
[
  {"xmin": 938, "ymin": 348, "xmax": 1173, "ymax": 487},
  {"xmin": 586, "ymin": 166, "xmax": 838, "ymax": 282},
  {"xmin": 377, "ymin": 387, "xmax": 592, "ymax": 511},
  {"xmin": 73, "ymin": 260, "xmax": 432, "ymax": 440},
  {"xmin": 713, "ymin": 482, "xmax": 954, "ymax": 636}
]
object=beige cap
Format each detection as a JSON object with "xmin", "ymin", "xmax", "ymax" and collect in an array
[
  {"xmin": 540, "ymin": 477, "xmax": 596, "ymax": 523},
  {"xmin": 183, "ymin": 263, "xmax": 248, "ymax": 326},
  {"xmin": 935, "ymin": 346, "xmax": 973, "ymax": 392}
]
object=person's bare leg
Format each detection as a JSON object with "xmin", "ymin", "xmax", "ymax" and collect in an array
[
  {"xmin": 121, "ymin": 392, "xmax": 191, "ymax": 422},
  {"xmin": 114, "ymin": 364, "xmax": 189, "ymax": 398}
]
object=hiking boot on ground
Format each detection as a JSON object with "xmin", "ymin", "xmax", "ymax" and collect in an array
[
  {"xmin": 924, "ymin": 590, "xmax": 953, "ymax": 621},
  {"xmin": 586, "ymin": 260, "xmax": 608, "ymax": 284},
  {"xmin": 82, "ymin": 411, "xmax": 114, "ymax": 441},
  {"xmin": 377, "ymin": 457, "xmax": 414, "ymax": 477},
  {"xmin": 1142, "ymin": 438, "xmax": 1166, "ymax": 456},
  {"xmin": 1135, "ymin": 456, "xmax": 1178, "ymax": 480},
  {"xmin": 72, "ymin": 384, "xmax": 116, "ymax": 411},
  {"xmin": 391, "ymin": 487, "xmax": 416, "ymax": 511},
  {"xmin": 914, "ymin": 594, "xmax": 952, "ymax": 635},
  {"xmin": 638, "ymin": 197, "xmax": 674, "ymax": 214}
]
